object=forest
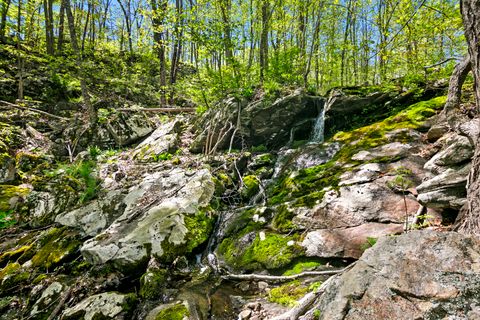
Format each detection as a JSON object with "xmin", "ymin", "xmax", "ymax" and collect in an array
[{"xmin": 1, "ymin": 0, "xmax": 480, "ymax": 319}]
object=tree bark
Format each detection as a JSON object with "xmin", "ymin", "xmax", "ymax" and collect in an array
[
  {"xmin": 151, "ymin": 0, "xmax": 168, "ymax": 106},
  {"xmin": 443, "ymin": 55, "xmax": 471, "ymax": 121},
  {"xmin": 0, "ymin": 0, "xmax": 12, "ymax": 41},
  {"xmin": 457, "ymin": 0, "xmax": 480, "ymax": 235}
]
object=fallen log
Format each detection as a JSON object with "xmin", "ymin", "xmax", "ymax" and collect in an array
[
  {"xmin": 222, "ymin": 265, "xmax": 352, "ymax": 283},
  {"xmin": 117, "ymin": 107, "xmax": 196, "ymax": 113},
  {"xmin": 0, "ymin": 100, "xmax": 70, "ymax": 121}
]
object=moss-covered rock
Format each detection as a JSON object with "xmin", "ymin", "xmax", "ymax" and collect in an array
[
  {"xmin": 241, "ymin": 175, "xmax": 260, "ymax": 200},
  {"xmin": 140, "ymin": 269, "xmax": 168, "ymax": 300},
  {"xmin": 0, "ymin": 263, "xmax": 30, "ymax": 293},
  {"xmin": 151, "ymin": 302, "xmax": 190, "ymax": 320},
  {"xmin": 0, "ymin": 185, "xmax": 30, "ymax": 212},
  {"xmin": 268, "ymin": 280, "xmax": 309, "ymax": 307},
  {"xmin": 30, "ymin": 227, "xmax": 81, "ymax": 271},
  {"xmin": 218, "ymin": 231, "xmax": 304, "ymax": 270}
]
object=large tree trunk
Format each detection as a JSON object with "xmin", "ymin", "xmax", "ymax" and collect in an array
[
  {"xmin": 457, "ymin": 0, "xmax": 480, "ymax": 234},
  {"xmin": 151, "ymin": 0, "xmax": 168, "ymax": 106},
  {"xmin": 0, "ymin": 0, "xmax": 12, "ymax": 42}
]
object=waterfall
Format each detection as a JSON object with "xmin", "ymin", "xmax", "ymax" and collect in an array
[{"xmin": 311, "ymin": 106, "xmax": 326, "ymax": 143}]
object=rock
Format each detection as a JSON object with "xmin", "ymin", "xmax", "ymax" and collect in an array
[
  {"xmin": 351, "ymin": 142, "xmax": 412, "ymax": 162},
  {"xmin": 81, "ymin": 168, "xmax": 215, "ymax": 271},
  {"xmin": 55, "ymin": 190, "xmax": 125, "ymax": 236},
  {"xmin": 339, "ymin": 163, "xmax": 384, "ymax": 186},
  {"xmin": 301, "ymin": 223, "xmax": 403, "ymax": 259},
  {"xmin": 145, "ymin": 302, "xmax": 190, "ymax": 320},
  {"xmin": 191, "ymin": 90, "xmax": 323, "ymax": 152},
  {"xmin": 424, "ymin": 134, "xmax": 474, "ymax": 173},
  {"xmin": 132, "ymin": 119, "xmax": 182, "ymax": 160},
  {"xmin": 62, "ymin": 292, "xmax": 135, "ymax": 320},
  {"xmin": 30, "ymin": 282, "xmax": 64, "ymax": 317},
  {"xmin": 0, "ymin": 154, "xmax": 15, "ymax": 183},
  {"xmin": 101, "ymin": 112, "xmax": 155, "ymax": 147},
  {"xmin": 417, "ymin": 164, "xmax": 470, "ymax": 209},
  {"xmin": 239, "ymin": 309, "xmax": 253, "ymax": 319},
  {"xmin": 426, "ymin": 123, "xmax": 449, "ymax": 142},
  {"xmin": 258, "ymin": 282, "xmax": 269, "ymax": 292},
  {"xmin": 294, "ymin": 182, "xmax": 419, "ymax": 230},
  {"xmin": 313, "ymin": 230, "xmax": 480, "ymax": 320}
]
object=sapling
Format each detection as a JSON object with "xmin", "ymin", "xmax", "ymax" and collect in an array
[{"xmin": 387, "ymin": 167, "xmax": 414, "ymax": 231}]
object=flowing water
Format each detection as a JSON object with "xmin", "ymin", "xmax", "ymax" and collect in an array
[{"xmin": 311, "ymin": 106, "xmax": 326, "ymax": 143}]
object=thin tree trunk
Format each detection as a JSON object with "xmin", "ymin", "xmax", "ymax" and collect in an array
[
  {"xmin": 57, "ymin": 1, "xmax": 65, "ymax": 53},
  {"xmin": 17, "ymin": 0, "xmax": 24, "ymax": 100},
  {"xmin": 63, "ymin": 0, "xmax": 96, "ymax": 127},
  {"xmin": 151, "ymin": 0, "xmax": 168, "ymax": 106}
]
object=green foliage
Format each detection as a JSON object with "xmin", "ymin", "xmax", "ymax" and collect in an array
[
  {"xmin": 88, "ymin": 146, "xmax": 101, "ymax": 159},
  {"xmin": 54, "ymin": 160, "xmax": 100, "ymax": 203},
  {"xmin": 150, "ymin": 152, "xmax": 173, "ymax": 162},
  {"xmin": 0, "ymin": 210, "xmax": 16, "ymax": 229},
  {"xmin": 360, "ymin": 237, "xmax": 378, "ymax": 251}
]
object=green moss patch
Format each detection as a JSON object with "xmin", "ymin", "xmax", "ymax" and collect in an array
[
  {"xmin": 268, "ymin": 280, "xmax": 309, "ymax": 307},
  {"xmin": 0, "ymin": 185, "xmax": 30, "ymax": 212},
  {"xmin": 282, "ymin": 260, "xmax": 323, "ymax": 276},
  {"xmin": 160, "ymin": 211, "xmax": 214, "ymax": 262},
  {"xmin": 30, "ymin": 227, "xmax": 81, "ymax": 271},
  {"xmin": 241, "ymin": 175, "xmax": 260, "ymax": 200},
  {"xmin": 0, "ymin": 262, "xmax": 30, "ymax": 292},
  {"xmin": 218, "ymin": 231, "xmax": 303, "ymax": 270},
  {"xmin": 154, "ymin": 303, "xmax": 190, "ymax": 320}
]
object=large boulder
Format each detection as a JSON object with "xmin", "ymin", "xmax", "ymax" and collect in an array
[
  {"xmin": 312, "ymin": 231, "xmax": 480, "ymax": 320},
  {"xmin": 80, "ymin": 168, "xmax": 215, "ymax": 271},
  {"xmin": 191, "ymin": 90, "xmax": 323, "ymax": 152},
  {"xmin": 132, "ymin": 119, "xmax": 182, "ymax": 161},
  {"xmin": 99, "ymin": 112, "xmax": 155, "ymax": 147}
]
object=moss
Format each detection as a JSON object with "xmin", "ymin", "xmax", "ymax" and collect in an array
[
  {"xmin": 154, "ymin": 303, "xmax": 190, "ymax": 320},
  {"xmin": 272, "ymin": 205, "xmax": 295, "ymax": 232},
  {"xmin": 0, "ymin": 245, "xmax": 33, "ymax": 268},
  {"xmin": 32, "ymin": 274, "xmax": 48, "ymax": 284},
  {"xmin": 282, "ymin": 260, "xmax": 323, "ymax": 276},
  {"xmin": 140, "ymin": 269, "xmax": 167, "ymax": 300},
  {"xmin": 241, "ymin": 175, "xmax": 260, "ymax": 199},
  {"xmin": 31, "ymin": 227, "xmax": 81, "ymax": 271},
  {"xmin": 218, "ymin": 232, "xmax": 303, "ymax": 270},
  {"xmin": 0, "ymin": 185, "xmax": 30, "ymax": 212},
  {"xmin": 268, "ymin": 280, "xmax": 309, "ymax": 307},
  {"xmin": 0, "ymin": 262, "xmax": 30, "ymax": 292},
  {"xmin": 160, "ymin": 211, "xmax": 214, "ymax": 262}
]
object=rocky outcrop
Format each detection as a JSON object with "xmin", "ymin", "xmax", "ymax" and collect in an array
[
  {"xmin": 99, "ymin": 112, "xmax": 155, "ymax": 147},
  {"xmin": 191, "ymin": 90, "xmax": 323, "ymax": 152},
  {"xmin": 417, "ymin": 132, "xmax": 474, "ymax": 210},
  {"xmin": 80, "ymin": 168, "xmax": 215, "ymax": 271},
  {"xmin": 312, "ymin": 231, "xmax": 480, "ymax": 320}
]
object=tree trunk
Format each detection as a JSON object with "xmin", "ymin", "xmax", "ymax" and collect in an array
[
  {"xmin": 443, "ymin": 55, "xmax": 471, "ymax": 120},
  {"xmin": 259, "ymin": 0, "xmax": 269, "ymax": 83},
  {"xmin": 43, "ymin": 0, "xmax": 54, "ymax": 54},
  {"xmin": 151, "ymin": 0, "xmax": 168, "ymax": 106},
  {"xmin": 57, "ymin": 1, "xmax": 65, "ymax": 53},
  {"xmin": 0, "ymin": 0, "xmax": 12, "ymax": 42},
  {"xmin": 457, "ymin": 0, "xmax": 480, "ymax": 234}
]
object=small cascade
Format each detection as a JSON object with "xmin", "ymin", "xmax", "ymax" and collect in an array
[
  {"xmin": 249, "ymin": 183, "xmax": 266, "ymax": 206},
  {"xmin": 311, "ymin": 106, "xmax": 326, "ymax": 143}
]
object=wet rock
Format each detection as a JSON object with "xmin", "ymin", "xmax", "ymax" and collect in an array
[
  {"xmin": 239, "ymin": 308, "xmax": 253, "ymax": 319},
  {"xmin": 313, "ymin": 231, "xmax": 480, "ymax": 320},
  {"xmin": 301, "ymin": 223, "xmax": 403, "ymax": 259},
  {"xmin": 191, "ymin": 90, "xmax": 323, "ymax": 152},
  {"xmin": 62, "ymin": 292, "xmax": 136, "ymax": 320},
  {"xmin": 145, "ymin": 301, "xmax": 190, "ymax": 320}
]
